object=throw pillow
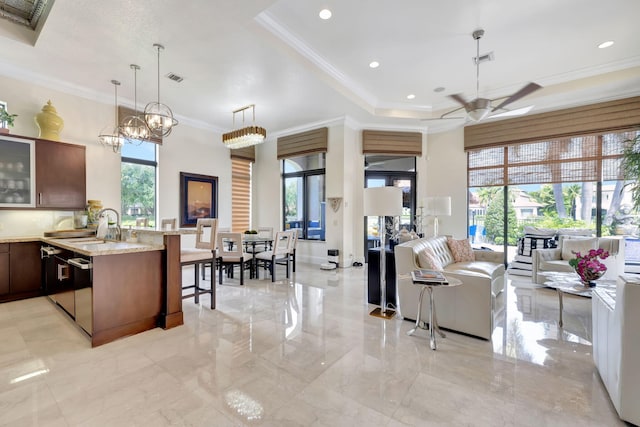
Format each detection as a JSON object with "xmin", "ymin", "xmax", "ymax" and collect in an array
[
  {"xmin": 418, "ymin": 248, "xmax": 444, "ymax": 271},
  {"xmin": 447, "ymin": 237, "xmax": 475, "ymax": 262},
  {"xmin": 517, "ymin": 236, "xmax": 557, "ymax": 257},
  {"xmin": 561, "ymin": 237, "xmax": 598, "ymax": 261}
]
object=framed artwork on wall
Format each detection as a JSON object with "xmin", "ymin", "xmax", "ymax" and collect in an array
[{"xmin": 179, "ymin": 172, "xmax": 218, "ymax": 227}]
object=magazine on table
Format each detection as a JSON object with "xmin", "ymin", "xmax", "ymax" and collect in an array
[{"xmin": 411, "ymin": 269, "xmax": 448, "ymax": 284}]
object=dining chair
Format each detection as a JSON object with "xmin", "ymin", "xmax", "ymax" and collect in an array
[
  {"xmin": 136, "ymin": 217, "xmax": 149, "ymax": 227},
  {"xmin": 254, "ymin": 230, "xmax": 294, "ymax": 282},
  {"xmin": 289, "ymin": 228, "xmax": 299, "ymax": 272},
  {"xmin": 180, "ymin": 218, "xmax": 217, "ymax": 309},
  {"xmin": 161, "ymin": 218, "xmax": 177, "ymax": 230},
  {"xmin": 216, "ymin": 232, "xmax": 253, "ymax": 286},
  {"xmin": 202, "ymin": 226, "xmax": 229, "ymax": 279}
]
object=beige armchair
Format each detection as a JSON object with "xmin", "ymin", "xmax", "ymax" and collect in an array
[{"xmin": 532, "ymin": 236, "xmax": 624, "ymax": 284}]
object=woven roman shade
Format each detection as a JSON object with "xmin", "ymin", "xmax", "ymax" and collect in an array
[
  {"xmin": 362, "ymin": 130, "xmax": 422, "ymax": 155},
  {"xmin": 231, "ymin": 158, "xmax": 251, "ymax": 232},
  {"xmin": 277, "ymin": 127, "xmax": 328, "ymax": 160},
  {"xmin": 118, "ymin": 106, "xmax": 162, "ymax": 144},
  {"xmin": 464, "ymin": 96, "xmax": 640, "ymax": 150},
  {"xmin": 467, "ymin": 130, "xmax": 636, "ymax": 188},
  {"xmin": 229, "ymin": 145, "xmax": 255, "ymax": 162}
]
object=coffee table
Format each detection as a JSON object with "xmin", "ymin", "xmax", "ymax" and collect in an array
[
  {"xmin": 541, "ymin": 272, "xmax": 616, "ymax": 327},
  {"xmin": 405, "ymin": 274, "xmax": 462, "ymax": 350}
]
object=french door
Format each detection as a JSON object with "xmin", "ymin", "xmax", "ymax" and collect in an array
[{"xmin": 364, "ymin": 173, "xmax": 416, "ymax": 262}]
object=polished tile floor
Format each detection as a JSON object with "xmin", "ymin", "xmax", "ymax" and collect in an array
[{"xmin": 0, "ymin": 264, "xmax": 625, "ymax": 426}]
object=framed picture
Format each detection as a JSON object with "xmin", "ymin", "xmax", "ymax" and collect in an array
[{"xmin": 180, "ymin": 172, "xmax": 218, "ymax": 227}]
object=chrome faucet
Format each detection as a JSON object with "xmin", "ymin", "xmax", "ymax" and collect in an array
[{"xmin": 97, "ymin": 208, "xmax": 121, "ymax": 241}]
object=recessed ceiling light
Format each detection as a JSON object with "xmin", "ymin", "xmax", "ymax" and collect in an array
[
  {"xmin": 598, "ymin": 40, "xmax": 614, "ymax": 49},
  {"xmin": 369, "ymin": 61, "xmax": 379, "ymax": 69},
  {"xmin": 319, "ymin": 9, "xmax": 332, "ymax": 20},
  {"xmin": 407, "ymin": 94, "xmax": 415, "ymax": 100}
]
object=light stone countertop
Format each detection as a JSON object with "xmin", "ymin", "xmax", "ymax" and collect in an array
[
  {"xmin": 0, "ymin": 236, "xmax": 43, "ymax": 244},
  {"xmin": 125, "ymin": 227, "xmax": 198, "ymax": 236},
  {"xmin": 1, "ymin": 227, "xmax": 200, "ymax": 256},
  {"xmin": 43, "ymin": 237, "xmax": 165, "ymax": 257}
]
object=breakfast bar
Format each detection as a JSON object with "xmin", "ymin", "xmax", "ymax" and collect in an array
[{"xmin": 1, "ymin": 228, "xmax": 192, "ymax": 347}]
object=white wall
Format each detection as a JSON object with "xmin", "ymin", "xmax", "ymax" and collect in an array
[
  {"xmin": 252, "ymin": 133, "xmax": 280, "ymax": 232},
  {"xmin": 425, "ymin": 127, "xmax": 468, "ymax": 239},
  {"xmin": 0, "ymin": 74, "xmax": 231, "ymax": 237}
]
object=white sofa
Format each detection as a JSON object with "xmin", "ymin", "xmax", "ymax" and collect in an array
[
  {"xmin": 531, "ymin": 236, "xmax": 624, "ymax": 284},
  {"xmin": 592, "ymin": 274, "xmax": 640, "ymax": 426},
  {"xmin": 394, "ymin": 236, "xmax": 505, "ymax": 340}
]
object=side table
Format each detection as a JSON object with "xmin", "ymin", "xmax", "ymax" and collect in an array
[{"xmin": 406, "ymin": 274, "xmax": 462, "ymax": 350}]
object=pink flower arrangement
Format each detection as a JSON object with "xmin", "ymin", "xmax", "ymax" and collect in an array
[{"xmin": 568, "ymin": 248, "xmax": 609, "ymax": 284}]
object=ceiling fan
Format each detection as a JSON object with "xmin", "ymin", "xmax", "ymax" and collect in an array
[{"xmin": 428, "ymin": 29, "xmax": 542, "ymax": 123}]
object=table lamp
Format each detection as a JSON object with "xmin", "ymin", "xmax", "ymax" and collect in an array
[
  {"xmin": 364, "ymin": 186, "xmax": 403, "ymax": 319},
  {"xmin": 425, "ymin": 196, "xmax": 451, "ymax": 237}
]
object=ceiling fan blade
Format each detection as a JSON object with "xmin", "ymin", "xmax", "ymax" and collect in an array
[
  {"xmin": 489, "ymin": 105, "xmax": 534, "ymax": 119},
  {"xmin": 421, "ymin": 105, "xmax": 467, "ymax": 121},
  {"xmin": 448, "ymin": 93, "xmax": 469, "ymax": 107},
  {"xmin": 491, "ymin": 82, "xmax": 542, "ymax": 112}
]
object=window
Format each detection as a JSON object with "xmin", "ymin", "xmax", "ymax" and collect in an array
[
  {"xmin": 121, "ymin": 142, "xmax": 157, "ymax": 227},
  {"xmin": 282, "ymin": 153, "xmax": 325, "ymax": 240},
  {"xmin": 467, "ymin": 130, "xmax": 639, "ymax": 260}
]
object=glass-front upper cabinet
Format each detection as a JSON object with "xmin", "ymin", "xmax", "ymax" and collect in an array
[{"xmin": 0, "ymin": 136, "xmax": 35, "ymax": 208}]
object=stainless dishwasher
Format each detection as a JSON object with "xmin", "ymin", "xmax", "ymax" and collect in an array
[{"xmin": 68, "ymin": 257, "xmax": 93, "ymax": 336}]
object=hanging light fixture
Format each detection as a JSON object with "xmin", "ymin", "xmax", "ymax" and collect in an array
[
  {"xmin": 144, "ymin": 43, "xmax": 178, "ymax": 137},
  {"xmin": 120, "ymin": 64, "xmax": 149, "ymax": 145},
  {"xmin": 98, "ymin": 80, "xmax": 124, "ymax": 153},
  {"xmin": 222, "ymin": 104, "xmax": 267, "ymax": 149}
]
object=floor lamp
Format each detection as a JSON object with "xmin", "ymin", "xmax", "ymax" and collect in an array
[
  {"xmin": 364, "ymin": 186, "xmax": 403, "ymax": 319},
  {"xmin": 425, "ymin": 196, "xmax": 451, "ymax": 237}
]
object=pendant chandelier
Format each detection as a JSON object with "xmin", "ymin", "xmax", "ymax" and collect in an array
[
  {"xmin": 144, "ymin": 43, "xmax": 178, "ymax": 138},
  {"xmin": 98, "ymin": 80, "xmax": 124, "ymax": 153},
  {"xmin": 120, "ymin": 64, "xmax": 149, "ymax": 145},
  {"xmin": 222, "ymin": 104, "xmax": 267, "ymax": 149}
]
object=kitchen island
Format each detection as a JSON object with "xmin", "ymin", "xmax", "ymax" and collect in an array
[
  {"xmin": 2, "ymin": 228, "xmax": 194, "ymax": 347},
  {"xmin": 42, "ymin": 236, "xmax": 167, "ymax": 347}
]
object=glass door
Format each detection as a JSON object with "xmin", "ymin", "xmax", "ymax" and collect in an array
[{"xmin": 364, "ymin": 173, "xmax": 416, "ymax": 262}]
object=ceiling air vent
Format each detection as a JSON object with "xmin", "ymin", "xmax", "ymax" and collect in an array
[{"xmin": 165, "ymin": 72, "xmax": 184, "ymax": 83}]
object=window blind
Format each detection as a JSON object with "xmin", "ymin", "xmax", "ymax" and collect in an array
[
  {"xmin": 229, "ymin": 145, "xmax": 255, "ymax": 162},
  {"xmin": 468, "ymin": 130, "xmax": 635, "ymax": 188},
  {"xmin": 362, "ymin": 130, "xmax": 422, "ymax": 155},
  {"xmin": 231, "ymin": 158, "xmax": 251, "ymax": 232},
  {"xmin": 277, "ymin": 127, "xmax": 328, "ymax": 160},
  {"xmin": 464, "ymin": 96, "xmax": 640, "ymax": 150}
]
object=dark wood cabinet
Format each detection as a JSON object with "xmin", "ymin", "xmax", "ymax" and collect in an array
[
  {"xmin": 0, "ymin": 244, "xmax": 9, "ymax": 295},
  {"xmin": 9, "ymin": 242, "xmax": 42, "ymax": 296},
  {"xmin": 36, "ymin": 139, "xmax": 86, "ymax": 209},
  {"xmin": 0, "ymin": 241, "xmax": 42, "ymax": 302}
]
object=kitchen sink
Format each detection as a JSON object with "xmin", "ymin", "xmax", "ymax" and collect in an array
[{"xmin": 64, "ymin": 237, "xmax": 107, "ymax": 244}]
